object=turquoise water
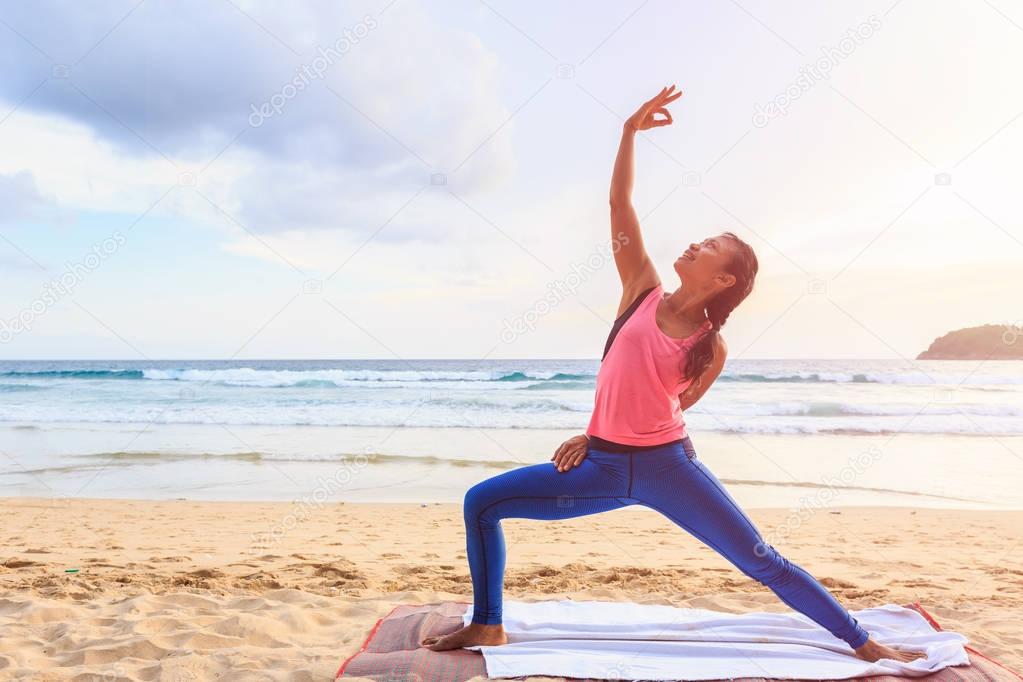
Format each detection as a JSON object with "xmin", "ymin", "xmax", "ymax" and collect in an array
[{"xmin": 2, "ymin": 358, "xmax": 1021, "ymax": 433}]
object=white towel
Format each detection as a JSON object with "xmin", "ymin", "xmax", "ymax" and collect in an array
[{"xmin": 461, "ymin": 600, "xmax": 969, "ymax": 680}]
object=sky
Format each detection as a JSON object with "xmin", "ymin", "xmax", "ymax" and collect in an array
[{"xmin": 0, "ymin": 0, "xmax": 1021, "ymax": 360}]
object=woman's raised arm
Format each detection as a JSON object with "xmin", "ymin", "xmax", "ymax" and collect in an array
[{"xmin": 609, "ymin": 85, "xmax": 681, "ymax": 316}]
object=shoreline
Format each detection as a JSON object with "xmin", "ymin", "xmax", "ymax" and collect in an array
[
  {"xmin": 1, "ymin": 498, "xmax": 1021, "ymax": 678},
  {"xmin": 5, "ymin": 427, "xmax": 1023, "ymax": 509},
  {"xmin": 0, "ymin": 491, "xmax": 1013, "ymax": 509}
]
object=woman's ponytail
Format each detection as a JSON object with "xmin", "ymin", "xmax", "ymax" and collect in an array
[{"xmin": 683, "ymin": 232, "xmax": 758, "ymax": 381}]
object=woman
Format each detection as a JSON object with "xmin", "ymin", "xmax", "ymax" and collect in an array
[{"xmin": 422, "ymin": 85, "xmax": 923, "ymax": 663}]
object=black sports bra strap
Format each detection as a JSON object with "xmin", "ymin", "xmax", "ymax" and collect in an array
[{"xmin": 601, "ymin": 286, "xmax": 656, "ymax": 361}]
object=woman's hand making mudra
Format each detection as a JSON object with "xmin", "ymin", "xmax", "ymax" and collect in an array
[
  {"xmin": 551, "ymin": 433, "xmax": 589, "ymax": 472},
  {"xmin": 624, "ymin": 84, "xmax": 682, "ymax": 131}
]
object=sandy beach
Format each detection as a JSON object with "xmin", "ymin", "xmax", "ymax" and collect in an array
[{"xmin": 0, "ymin": 498, "xmax": 1020, "ymax": 680}]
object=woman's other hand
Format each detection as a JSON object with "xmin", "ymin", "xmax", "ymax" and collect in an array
[
  {"xmin": 625, "ymin": 84, "xmax": 681, "ymax": 132},
  {"xmin": 551, "ymin": 433, "xmax": 589, "ymax": 472}
]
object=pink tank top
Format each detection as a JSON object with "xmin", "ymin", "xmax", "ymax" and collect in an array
[{"xmin": 586, "ymin": 284, "xmax": 713, "ymax": 446}]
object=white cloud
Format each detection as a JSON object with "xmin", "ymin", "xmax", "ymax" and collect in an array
[
  {"xmin": 0, "ymin": 0, "xmax": 516, "ymax": 237},
  {"xmin": 0, "ymin": 170, "xmax": 51, "ymax": 223}
]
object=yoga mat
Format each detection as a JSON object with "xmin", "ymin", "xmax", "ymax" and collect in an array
[{"xmin": 336, "ymin": 601, "xmax": 1022, "ymax": 681}]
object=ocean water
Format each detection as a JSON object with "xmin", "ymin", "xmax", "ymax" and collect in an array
[{"xmin": 1, "ymin": 359, "xmax": 1021, "ymax": 508}]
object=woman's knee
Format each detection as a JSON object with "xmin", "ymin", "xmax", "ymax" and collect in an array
[
  {"xmin": 463, "ymin": 478, "xmax": 501, "ymax": 523},
  {"xmin": 463, "ymin": 481, "xmax": 484, "ymax": 517},
  {"xmin": 744, "ymin": 542, "xmax": 797, "ymax": 586}
]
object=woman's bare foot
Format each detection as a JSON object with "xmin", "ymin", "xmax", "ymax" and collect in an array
[
  {"xmin": 420, "ymin": 622, "xmax": 507, "ymax": 651},
  {"xmin": 854, "ymin": 637, "xmax": 926, "ymax": 663}
]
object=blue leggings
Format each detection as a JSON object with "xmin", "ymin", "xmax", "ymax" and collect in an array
[{"xmin": 462, "ymin": 437, "xmax": 869, "ymax": 649}]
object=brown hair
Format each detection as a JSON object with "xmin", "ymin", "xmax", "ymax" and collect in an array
[{"xmin": 683, "ymin": 232, "xmax": 758, "ymax": 381}]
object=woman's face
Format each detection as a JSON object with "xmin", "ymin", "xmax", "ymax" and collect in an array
[{"xmin": 673, "ymin": 234, "xmax": 739, "ymax": 290}]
